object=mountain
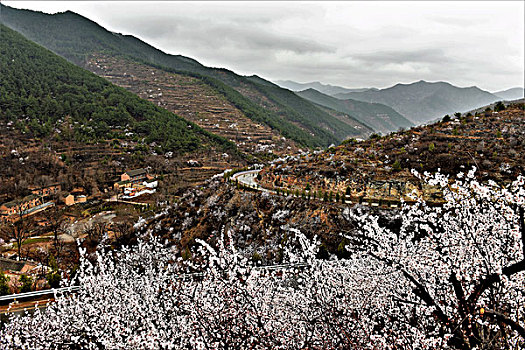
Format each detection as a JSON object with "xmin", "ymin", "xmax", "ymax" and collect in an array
[
  {"xmin": 296, "ymin": 89, "xmax": 413, "ymax": 135},
  {"xmin": 0, "ymin": 23, "xmax": 246, "ymax": 199},
  {"xmin": 0, "ymin": 4, "xmax": 372, "ymax": 147},
  {"xmin": 0, "ymin": 24, "xmax": 236, "ymax": 154},
  {"xmin": 494, "ymin": 87, "xmax": 524, "ymax": 101},
  {"xmin": 86, "ymin": 54, "xmax": 301, "ymax": 157},
  {"xmin": 275, "ymin": 80, "xmax": 374, "ymax": 96},
  {"xmin": 334, "ymin": 80, "xmax": 500, "ymax": 124}
]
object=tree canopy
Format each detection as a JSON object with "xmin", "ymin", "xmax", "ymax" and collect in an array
[{"xmin": 0, "ymin": 24, "xmax": 237, "ymax": 154}]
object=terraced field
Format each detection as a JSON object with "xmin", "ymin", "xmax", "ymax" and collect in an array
[
  {"xmin": 85, "ymin": 55, "xmax": 299, "ymax": 158},
  {"xmin": 258, "ymin": 104, "xmax": 525, "ymax": 206}
]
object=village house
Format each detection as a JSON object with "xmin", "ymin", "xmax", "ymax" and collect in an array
[
  {"xmin": 0, "ymin": 195, "xmax": 43, "ymax": 219},
  {"xmin": 29, "ymin": 183, "xmax": 61, "ymax": 198},
  {"xmin": 114, "ymin": 180, "xmax": 133, "ymax": 191},
  {"xmin": 114, "ymin": 169, "xmax": 157, "ymax": 196},
  {"xmin": 63, "ymin": 194, "xmax": 88, "ymax": 206},
  {"xmin": 121, "ymin": 168, "xmax": 147, "ymax": 183},
  {"xmin": 113, "ymin": 168, "xmax": 158, "ymax": 196}
]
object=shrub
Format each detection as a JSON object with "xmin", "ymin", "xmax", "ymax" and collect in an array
[
  {"xmin": 392, "ymin": 160, "xmax": 402, "ymax": 171},
  {"xmin": 0, "ymin": 271, "xmax": 10, "ymax": 295},
  {"xmin": 19, "ymin": 274, "xmax": 33, "ymax": 293}
]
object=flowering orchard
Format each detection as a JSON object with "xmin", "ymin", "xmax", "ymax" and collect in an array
[
  {"xmin": 1, "ymin": 171, "xmax": 524, "ymax": 349},
  {"xmin": 343, "ymin": 169, "xmax": 525, "ymax": 348}
]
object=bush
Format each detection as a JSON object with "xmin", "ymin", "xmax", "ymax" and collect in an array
[
  {"xmin": 494, "ymin": 101, "xmax": 506, "ymax": 112},
  {"xmin": 47, "ymin": 272, "xmax": 61, "ymax": 289},
  {"xmin": 392, "ymin": 160, "xmax": 402, "ymax": 171},
  {"xmin": 0, "ymin": 271, "xmax": 10, "ymax": 295},
  {"xmin": 19, "ymin": 274, "xmax": 33, "ymax": 293}
]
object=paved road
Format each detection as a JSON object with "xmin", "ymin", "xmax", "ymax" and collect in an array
[
  {"xmin": 231, "ymin": 170, "xmax": 273, "ymax": 193},
  {"xmin": 66, "ymin": 211, "xmax": 116, "ymax": 238}
]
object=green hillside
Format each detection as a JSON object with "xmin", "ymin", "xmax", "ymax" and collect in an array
[
  {"xmin": 0, "ymin": 4, "xmax": 370, "ymax": 147},
  {"xmin": 0, "ymin": 24, "xmax": 236, "ymax": 154},
  {"xmin": 296, "ymin": 88, "xmax": 413, "ymax": 134}
]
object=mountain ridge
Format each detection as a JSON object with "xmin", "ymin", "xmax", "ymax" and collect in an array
[
  {"xmin": 0, "ymin": 4, "xmax": 371, "ymax": 147},
  {"xmin": 275, "ymin": 80, "xmax": 375, "ymax": 96},
  {"xmin": 295, "ymin": 88, "xmax": 413, "ymax": 134},
  {"xmin": 333, "ymin": 80, "xmax": 501, "ymax": 124},
  {"xmin": 494, "ymin": 87, "xmax": 524, "ymax": 101}
]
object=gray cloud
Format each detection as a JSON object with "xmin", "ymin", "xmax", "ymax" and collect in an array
[
  {"xmin": 349, "ymin": 48, "xmax": 451, "ymax": 65},
  {"xmin": 4, "ymin": 1, "xmax": 524, "ymax": 91}
]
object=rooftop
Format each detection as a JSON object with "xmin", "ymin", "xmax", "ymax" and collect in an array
[
  {"xmin": 0, "ymin": 257, "xmax": 26, "ymax": 272},
  {"xmin": 2, "ymin": 194, "xmax": 39, "ymax": 208},
  {"xmin": 125, "ymin": 168, "xmax": 147, "ymax": 177}
]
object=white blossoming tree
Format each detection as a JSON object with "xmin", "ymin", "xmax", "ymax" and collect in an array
[
  {"xmin": 342, "ymin": 169, "xmax": 525, "ymax": 348},
  {"xmin": 0, "ymin": 171, "xmax": 523, "ymax": 349}
]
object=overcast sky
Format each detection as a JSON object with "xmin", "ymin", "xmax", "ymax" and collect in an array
[{"xmin": 3, "ymin": 1, "xmax": 524, "ymax": 91}]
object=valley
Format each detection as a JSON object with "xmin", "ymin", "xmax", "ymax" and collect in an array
[
  {"xmin": 0, "ymin": 2, "xmax": 524, "ymax": 349},
  {"xmin": 85, "ymin": 54, "xmax": 299, "ymax": 157}
]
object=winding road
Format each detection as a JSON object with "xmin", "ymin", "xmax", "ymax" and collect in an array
[{"xmin": 231, "ymin": 169, "xmax": 273, "ymax": 193}]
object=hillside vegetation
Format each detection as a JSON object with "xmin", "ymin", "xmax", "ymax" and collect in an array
[
  {"xmin": 0, "ymin": 4, "xmax": 371, "ymax": 147},
  {"xmin": 0, "ymin": 24, "xmax": 245, "ymax": 200},
  {"xmin": 296, "ymin": 88, "xmax": 413, "ymax": 134},
  {"xmin": 0, "ymin": 24, "xmax": 236, "ymax": 154},
  {"xmin": 257, "ymin": 103, "xmax": 525, "ymax": 206},
  {"xmin": 88, "ymin": 54, "xmax": 299, "ymax": 157}
]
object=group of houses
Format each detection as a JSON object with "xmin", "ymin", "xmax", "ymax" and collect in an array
[
  {"xmin": 0, "ymin": 184, "xmax": 61, "ymax": 223},
  {"xmin": 113, "ymin": 168, "xmax": 158, "ymax": 199},
  {"xmin": 0, "ymin": 169, "xmax": 158, "ymax": 223}
]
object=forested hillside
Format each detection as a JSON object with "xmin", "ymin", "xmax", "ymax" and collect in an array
[
  {"xmin": 0, "ymin": 24, "xmax": 235, "ymax": 154},
  {"xmin": 0, "ymin": 4, "xmax": 371, "ymax": 147},
  {"xmin": 296, "ymin": 88, "xmax": 413, "ymax": 134}
]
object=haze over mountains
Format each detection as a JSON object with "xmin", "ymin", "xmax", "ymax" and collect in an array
[
  {"xmin": 275, "ymin": 80, "xmax": 375, "ymax": 96},
  {"xmin": 0, "ymin": 4, "xmax": 373, "ymax": 147},
  {"xmin": 277, "ymin": 79, "xmax": 524, "ymax": 126},
  {"xmin": 494, "ymin": 87, "xmax": 525, "ymax": 101},
  {"xmin": 333, "ymin": 80, "xmax": 511, "ymax": 124}
]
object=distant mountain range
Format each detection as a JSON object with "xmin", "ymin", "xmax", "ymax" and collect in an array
[
  {"xmin": 295, "ymin": 89, "xmax": 413, "ymax": 135},
  {"xmin": 275, "ymin": 80, "xmax": 375, "ymax": 96},
  {"xmin": 280, "ymin": 79, "xmax": 523, "ymax": 126},
  {"xmin": 0, "ymin": 4, "xmax": 372, "ymax": 147},
  {"xmin": 2, "ymin": 4, "xmax": 520, "ymax": 143},
  {"xmin": 494, "ymin": 87, "xmax": 524, "ymax": 101},
  {"xmin": 333, "ymin": 80, "xmax": 505, "ymax": 124}
]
